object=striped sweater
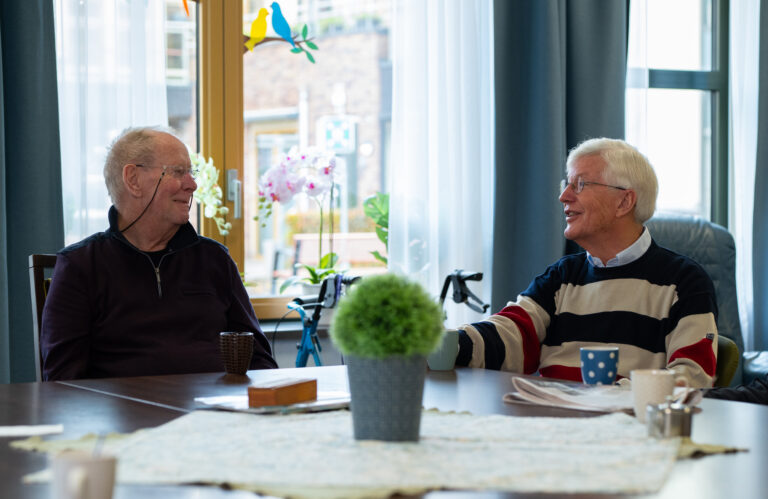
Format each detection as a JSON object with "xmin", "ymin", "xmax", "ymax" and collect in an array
[{"xmin": 456, "ymin": 241, "xmax": 718, "ymax": 388}]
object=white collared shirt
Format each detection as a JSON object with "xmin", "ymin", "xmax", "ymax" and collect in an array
[{"xmin": 587, "ymin": 227, "xmax": 652, "ymax": 268}]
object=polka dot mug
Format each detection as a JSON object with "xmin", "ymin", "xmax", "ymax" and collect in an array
[{"xmin": 579, "ymin": 346, "xmax": 619, "ymax": 385}]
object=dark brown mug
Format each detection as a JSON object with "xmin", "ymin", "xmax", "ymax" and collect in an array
[{"xmin": 219, "ymin": 332, "xmax": 254, "ymax": 375}]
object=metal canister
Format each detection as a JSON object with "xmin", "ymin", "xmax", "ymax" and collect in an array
[{"xmin": 646, "ymin": 398, "xmax": 693, "ymax": 438}]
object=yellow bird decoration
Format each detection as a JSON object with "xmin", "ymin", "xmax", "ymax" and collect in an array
[
  {"xmin": 241, "ymin": 2, "xmax": 318, "ymax": 63},
  {"xmin": 245, "ymin": 8, "xmax": 269, "ymax": 51}
]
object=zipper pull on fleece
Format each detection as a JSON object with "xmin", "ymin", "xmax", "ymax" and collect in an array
[{"xmin": 154, "ymin": 266, "xmax": 162, "ymax": 298}]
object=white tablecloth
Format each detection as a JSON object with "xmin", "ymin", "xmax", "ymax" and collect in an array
[{"xmin": 22, "ymin": 409, "xmax": 679, "ymax": 498}]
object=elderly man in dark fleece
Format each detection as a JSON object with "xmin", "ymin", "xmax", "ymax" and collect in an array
[{"xmin": 41, "ymin": 126, "xmax": 276, "ymax": 380}]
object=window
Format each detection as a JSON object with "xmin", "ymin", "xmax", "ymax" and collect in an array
[
  {"xmin": 164, "ymin": 2, "xmax": 198, "ymax": 150},
  {"xmin": 239, "ymin": 0, "xmax": 392, "ymax": 297},
  {"xmin": 53, "ymin": 0, "xmax": 199, "ymax": 245},
  {"xmin": 54, "ymin": 0, "xmax": 390, "ymax": 315},
  {"xmin": 626, "ymin": 0, "xmax": 728, "ymax": 225}
]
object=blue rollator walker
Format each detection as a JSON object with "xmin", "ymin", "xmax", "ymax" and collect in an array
[
  {"xmin": 287, "ymin": 298, "xmax": 324, "ymax": 368},
  {"xmin": 288, "ymin": 274, "xmax": 360, "ymax": 367}
]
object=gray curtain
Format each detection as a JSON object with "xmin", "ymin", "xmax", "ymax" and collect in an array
[
  {"xmin": 491, "ymin": 0, "xmax": 627, "ymax": 310},
  {"xmin": 754, "ymin": 2, "xmax": 768, "ymax": 352},
  {"xmin": 0, "ymin": 1, "xmax": 64, "ymax": 383}
]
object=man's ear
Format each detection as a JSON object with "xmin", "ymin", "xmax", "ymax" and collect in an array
[
  {"xmin": 616, "ymin": 189, "xmax": 637, "ymax": 218},
  {"xmin": 122, "ymin": 164, "xmax": 143, "ymax": 197}
]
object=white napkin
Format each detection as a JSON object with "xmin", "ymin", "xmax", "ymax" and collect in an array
[{"xmin": 0, "ymin": 424, "xmax": 63, "ymax": 437}]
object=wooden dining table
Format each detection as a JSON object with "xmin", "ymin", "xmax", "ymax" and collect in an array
[{"xmin": 1, "ymin": 366, "xmax": 766, "ymax": 498}]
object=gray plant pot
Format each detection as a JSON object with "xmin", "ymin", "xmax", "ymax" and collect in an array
[{"xmin": 345, "ymin": 354, "xmax": 427, "ymax": 442}]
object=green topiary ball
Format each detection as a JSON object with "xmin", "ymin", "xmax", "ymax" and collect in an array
[{"xmin": 330, "ymin": 273, "xmax": 444, "ymax": 358}]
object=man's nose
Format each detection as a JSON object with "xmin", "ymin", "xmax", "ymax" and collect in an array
[{"xmin": 183, "ymin": 175, "xmax": 197, "ymax": 191}]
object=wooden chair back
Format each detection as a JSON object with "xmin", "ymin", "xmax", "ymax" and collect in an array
[{"xmin": 28, "ymin": 254, "xmax": 57, "ymax": 382}]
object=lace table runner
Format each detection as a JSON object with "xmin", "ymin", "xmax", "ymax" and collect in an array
[{"xmin": 22, "ymin": 409, "xmax": 679, "ymax": 498}]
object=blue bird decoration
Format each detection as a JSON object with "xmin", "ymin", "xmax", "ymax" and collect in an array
[
  {"xmin": 242, "ymin": 2, "xmax": 317, "ymax": 63},
  {"xmin": 270, "ymin": 2, "xmax": 296, "ymax": 48}
]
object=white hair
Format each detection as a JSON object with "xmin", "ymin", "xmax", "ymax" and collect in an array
[{"xmin": 566, "ymin": 138, "xmax": 658, "ymax": 223}]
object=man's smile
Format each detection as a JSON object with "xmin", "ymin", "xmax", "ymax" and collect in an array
[{"xmin": 564, "ymin": 208, "xmax": 581, "ymax": 222}]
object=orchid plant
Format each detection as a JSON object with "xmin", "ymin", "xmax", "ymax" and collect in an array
[
  {"xmin": 254, "ymin": 147, "xmax": 341, "ymax": 292},
  {"xmin": 190, "ymin": 152, "xmax": 231, "ymax": 236}
]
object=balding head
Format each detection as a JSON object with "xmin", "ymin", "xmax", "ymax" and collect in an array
[{"xmin": 104, "ymin": 126, "xmax": 177, "ymax": 208}]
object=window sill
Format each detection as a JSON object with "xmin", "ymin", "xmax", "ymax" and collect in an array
[{"xmin": 251, "ymin": 296, "xmax": 301, "ymax": 320}]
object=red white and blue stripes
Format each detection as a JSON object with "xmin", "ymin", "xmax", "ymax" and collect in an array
[{"xmin": 456, "ymin": 241, "xmax": 718, "ymax": 388}]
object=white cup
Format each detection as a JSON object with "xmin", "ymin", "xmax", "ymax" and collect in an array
[
  {"xmin": 631, "ymin": 369, "xmax": 689, "ymax": 423},
  {"xmin": 427, "ymin": 329, "xmax": 459, "ymax": 371},
  {"xmin": 52, "ymin": 450, "xmax": 116, "ymax": 499}
]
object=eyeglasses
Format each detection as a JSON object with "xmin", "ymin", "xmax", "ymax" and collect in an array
[
  {"xmin": 560, "ymin": 176, "xmax": 627, "ymax": 194},
  {"xmin": 136, "ymin": 164, "xmax": 199, "ymax": 180}
]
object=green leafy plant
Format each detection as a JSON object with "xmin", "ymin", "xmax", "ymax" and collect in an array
[
  {"xmin": 190, "ymin": 152, "xmax": 231, "ymax": 236},
  {"xmin": 363, "ymin": 192, "xmax": 389, "ymax": 265},
  {"xmin": 279, "ymin": 252, "xmax": 339, "ymax": 293},
  {"xmin": 330, "ymin": 273, "xmax": 443, "ymax": 358},
  {"xmin": 288, "ymin": 24, "xmax": 319, "ymax": 64}
]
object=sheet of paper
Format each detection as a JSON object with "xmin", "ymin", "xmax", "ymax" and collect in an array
[
  {"xmin": 506, "ymin": 377, "xmax": 701, "ymax": 413},
  {"xmin": 195, "ymin": 391, "xmax": 350, "ymax": 414},
  {"xmin": 0, "ymin": 424, "xmax": 63, "ymax": 437}
]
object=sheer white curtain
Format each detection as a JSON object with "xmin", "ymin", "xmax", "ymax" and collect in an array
[
  {"xmin": 53, "ymin": 0, "xmax": 168, "ymax": 245},
  {"xmin": 389, "ymin": 0, "xmax": 494, "ymax": 327},
  {"xmin": 729, "ymin": 0, "xmax": 760, "ymax": 350}
]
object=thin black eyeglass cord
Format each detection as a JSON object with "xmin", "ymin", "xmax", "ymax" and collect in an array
[{"xmin": 118, "ymin": 168, "xmax": 166, "ymax": 233}]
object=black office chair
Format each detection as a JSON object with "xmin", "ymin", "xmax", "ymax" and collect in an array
[
  {"xmin": 28, "ymin": 254, "xmax": 57, "ymax": 382},
  {"xmin": 647, "ymin": 214, "xmax": 742, "ymax": 387}
]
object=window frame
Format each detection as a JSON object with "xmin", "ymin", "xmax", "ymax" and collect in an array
[
  {"xmin": 198, "ymin": 0, "xmax": 244, "ymax": 263},
  {"xmin": 198, "ymin": 0, "xmax": 296, "ymax": 317},
  {"xmin": 639, "ymin": 0, "xmax": 729, "ymax": 226}
]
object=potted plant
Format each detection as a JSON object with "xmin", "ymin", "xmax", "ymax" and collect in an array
[
  {"xmin": 362, "ymin": 191, "xmax": 389, "ymax": 265},
  {"xmin": 253, "ymin": 147, "xmax": 341, "ymax": 293},
  {"xmin": 190, "ymin": 152, "xmax": 231, "ymax": 236},
  {"xmin": 330, "ymin": 273, "xmax": 444, "ymax": 441}
]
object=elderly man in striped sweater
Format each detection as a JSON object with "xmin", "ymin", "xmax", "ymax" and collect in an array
[{"xmin": 456, "ymin": 138, "xmax": 717, "ymax": 388}]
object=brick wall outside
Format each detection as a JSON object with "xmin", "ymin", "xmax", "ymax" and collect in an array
[{"xmin": 243, "ymin": 28, "xmax": 390, "ymax": 203}]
